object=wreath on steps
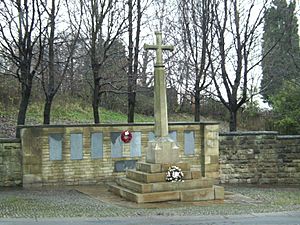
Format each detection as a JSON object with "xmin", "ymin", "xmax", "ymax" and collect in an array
[{"xmin": 166, "ymin": 166, "xmax": 184, "ymax": 182}]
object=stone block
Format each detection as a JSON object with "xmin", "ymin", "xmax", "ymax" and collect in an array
[
  {"xmin": 206, "ymin": 164, "xmax": 219, "ymax": 172},
  {"xmin": 146, "ymin": 138, "xmax": 179, "ymax": 164},
  {"xmin": 116, "ymin": 177, "xmax": 152, "ymax": 193},
  {"xmin": 161, "ymin": 162, "xmax": 190, "ymax": 172},
  {"xmin": 109, "ymin": 184, "xmax": 181, "ymax": 203},
  {"xmin": 210, "ymin": 155, "xmax": 219, "ymax": 164},
  {"xmin": 180, "ymin": 188, "xmax": 215, "ymax": 201},
  {"xmin": 23, "ymin": 174, "xmax": 42, "ymax": 187},
  {"xmin": 214, "ymin": 185, "xmax": 224, "ymax": 200},
  {"xmin": 30, "ymin": 165, "xmax": 41, "ymax": 174},
  {"xmin": 136, "ymin": 162, "xmax": 161, "ymax": 173},
  {"xmin": 205, "ymin": 171, "xmax": 219, "ymax": 179},
  {"xmin": 191, "ymin": 171, "xmax": 201, "ymax": 179},
  {"xmin": 139, "ymin": 191, "xmax": 180, "ymax": 203},
  {"xmin": 126, "ymin": 170, "xmax": 194, "ymax": 183}
]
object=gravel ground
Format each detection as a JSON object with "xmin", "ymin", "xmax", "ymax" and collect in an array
[{"xmin": 0, "ymin": 185, "xmax": 300, "ymax": 218}]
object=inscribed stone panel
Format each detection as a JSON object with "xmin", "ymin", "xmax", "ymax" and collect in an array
[
  {"xmin": 91, "ymin": 133, "xmax": 103, "ymax": 159},
  {"xmin": 130, "ymin": 132, "xmax": 141, "ymax": 157},
  {"xmin": 49, "ymin": 134, "xmax": 63, "ymax": 160},
  {"xmin": 184, "ymin": 130, "xmax": 195, "ymax": 155},
  {"xmin": 111, "ymin": 132, "xmax": 123, "ymax": 158},
  {"xmin": 148, "ymin": 132, "xmax": 155, "ymax": 141},
  {"xmin": 70, "ymin": 133, "xmax": 83, "ymax": 160},
  {"xmin": 169, "ymin": 131, "xmax": 177, "ymax": 142}
]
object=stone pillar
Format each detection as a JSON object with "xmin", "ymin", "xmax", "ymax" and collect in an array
[
  {"xmin": 203, "ymin": 124, "xmax": 220, "ymax": 181},
  {"xmin": 153, "ymin": 65, "xmax": 169, "ymax": 137},
  {"xmin": 144, "ymin": 32, "xmax": 179, "ymax": 164},
  {"xmin": 21, "ymin": 128, "xmax": 43, "ymax": 187}
]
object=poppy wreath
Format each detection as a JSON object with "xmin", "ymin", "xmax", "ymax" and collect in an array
[
  {"xmin": 120, "ymin": 130, "xmax": 133, "ymax": 143},
  {"xmin": 166, "ymin": 166, "xmax": 184, "ymax": 182}
]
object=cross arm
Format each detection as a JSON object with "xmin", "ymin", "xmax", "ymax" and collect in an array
[
  {"xmin": 162, "ymin": 45, "xmax": 174, "ymax": 51},
  {"xmin": 144, "ymin": 44, "xmax": 174, "ymax": 51},
  {"xmin": 144, "ymin": 44, "xmax": 157, "ymax": 50}
]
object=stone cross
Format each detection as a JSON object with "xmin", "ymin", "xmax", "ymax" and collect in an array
[{"xmin": 144, "ymin": 32, "xmax": 174, "ymax": 138}]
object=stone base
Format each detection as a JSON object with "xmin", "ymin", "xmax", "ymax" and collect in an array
[
  {"xmin": 110, "ymin": 184, "xmax": 223, "ymax": 203},
  {"xmin": 108, "ymin": 162, "xmax": 224, "ymax": 203},
  {"xmin": 146, "ymin": 137, "xmax": 179, "ymax": 164}
]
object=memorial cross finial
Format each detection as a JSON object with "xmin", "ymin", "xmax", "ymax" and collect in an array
[
  {"xmin": 144, "ymin": 32, "xmax": 174, "ymax": 67},
  {"xmin": 144, "ymin": 32, "xmax": 174, "ymax": 138}
]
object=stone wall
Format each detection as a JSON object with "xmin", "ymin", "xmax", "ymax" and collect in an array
[
  {"xmin": 2, "ymin": 127, "xmax": 300, "ymax": 187},
  {"xmin": 0, "ymin": 138, "xmax": 22, "ymax": 186},
  {"xmin": 219, "ymin": 132, "xmax": 300, "ymax": 185},
  {"xmin": 20, "ymin": 122, "xmax": 219, "ymax": 187}
]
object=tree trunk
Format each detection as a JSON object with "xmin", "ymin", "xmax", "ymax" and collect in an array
[
  {"xmin": 194, "ymin": 88, "xmax": 200, "ymax": 122},
  {"xmin": 92, "ymin": 82, "xmax": 100, "ymax": 124},
  {"xmin": 127, "ymin": 0, "xmax": 134, "ymax": 123},
  {"xmin": 16, "ymin": 80, "xmax": 32, "ymax": 138},
  {"xmin": 229, "ymin": 110, "xmax": 237, "ymax": 131},
  {"xmin": 17, "ymin": 84, "xmax": 31, "ymax": 126},
  {"xmin": 43, "ymin": 95, "xmax": 54, "ymax": 124},
  {"xmin": 128, "ymin": 91, "xmax": 136, "ymax": 123},
  {"xmin": 127, "ymin": 0, "xmax": 141, "ymax": 123}
]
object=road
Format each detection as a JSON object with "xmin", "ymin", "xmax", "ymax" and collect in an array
[{"xmin": 0, "ymin": 211, "xmax": 299, "ymax": 225}]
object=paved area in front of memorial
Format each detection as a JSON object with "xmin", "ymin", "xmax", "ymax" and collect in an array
[
  {"xmin": 1, "ymin": 212, "xmax": 300, "ymax": 225},
  {"xmin": 0, "ymin": 184, "xmax": 299, "ymax": 224}
]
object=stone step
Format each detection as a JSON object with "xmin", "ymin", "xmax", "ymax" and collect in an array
[
  {"xmin": 136, "ymin": 162, "xmax": 190, "ymax": 173},
  {"xmin": 180, "ymin": 187, "xmax": 215, "ymax": 201},
  {"xmin": 116, "ymin": 177, "xmax": 152, "ymax": 193},
  {"xmin": 108, "ymin": 183, "xmax": 224, "ymax": 203},
  {"xmin": 109, "ymin": 183, "xmax": 180, "ymax": 203},
  {"xmin": 126, "ymin": 169, "xmax": 201, "ymax": 183},
  {"xmin": 117, "ymin": 177, "xmax": 214, "ymax": 193}
]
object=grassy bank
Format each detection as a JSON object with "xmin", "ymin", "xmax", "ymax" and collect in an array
[
  {"xmin": 1, "ymin": 100, "xmax": 197, "ymax": 125},
  {"xmin": 0, "ymin": 101, "xmax": 155, "ymax": 125}
]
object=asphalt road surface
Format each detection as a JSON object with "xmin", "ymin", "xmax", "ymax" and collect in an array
[{"xmin": 0, "ymin": 211, "xmax": 299, "ymax": 225}]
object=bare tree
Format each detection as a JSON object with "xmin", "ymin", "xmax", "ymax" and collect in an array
[
  {"xmin": 0, "ymin": 0, "xmax": 46, "ymax": 131},
  {"xmin": 127, "ymin": 0, "xmax": 143, "ymax": 122},
  {"xmin": 39, "ymin": 0, "xmax": 82, "ymax": 124},
  {"xmin": 78, "ymin": 0, "xmax": 127, "ymax": 123},
  {"xmin": 179, "ymin": 0, "xmax": 212, "ymax": 121},
  {"xmin": 209, "ymin": 0, "xmax": 267, "ymax": 131}
]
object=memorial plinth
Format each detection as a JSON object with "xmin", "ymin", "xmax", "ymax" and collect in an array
[
  {"xmin": 108, "ymin": 32, "xmax": 224, "ymax": 203},
  {"xmin": 109, "ymin": 162, "xmax": 224, "ymax": 203}
]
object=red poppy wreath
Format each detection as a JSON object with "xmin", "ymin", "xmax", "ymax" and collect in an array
[{"xmin": 121, "ymin": 130, "xmax": 132, "ymax": 143}]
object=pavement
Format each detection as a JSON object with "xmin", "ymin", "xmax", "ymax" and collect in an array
[
  {"xmin": 1, "ymin": 184, "xmax": 300, "ymax": 224},
  {"xmin": 0, "ymin": 211, "xmax": 300, "ymax": 225}
]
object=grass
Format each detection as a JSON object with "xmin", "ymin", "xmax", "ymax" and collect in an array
[
  {"xmin": 1, "ymin": 98, "xmax": 198, "ymax": 125},
  {"xmin": 0, "ymin": 100, "xmax": 155, "ymax": 125}
]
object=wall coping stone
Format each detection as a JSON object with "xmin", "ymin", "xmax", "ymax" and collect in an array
[
  {"xmin": 17, "ymin": 121, "xmax": 219, "ymax": 129},
  {"xmin": 0, "ymin": 138, "xmax": 21, "ymax": 143},
  {"xmin": 220, "ymin": 131, "xmax": 278, "ymax": 136},
  {"xmin": 277, "ymin": 135, "xmax": 300, "ymax": 140}
]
